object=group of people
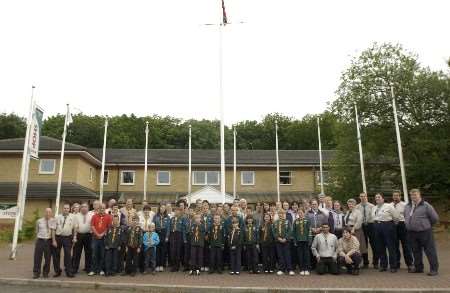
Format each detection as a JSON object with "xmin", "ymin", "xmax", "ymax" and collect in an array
[{"xmin": 32, "ymin": 188, "xmax": 440, "ymax": 279}]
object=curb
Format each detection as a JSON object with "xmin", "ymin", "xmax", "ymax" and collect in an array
[{"xmin": 0, "ymin": 277, "xmax": 449, "ymax": 293}]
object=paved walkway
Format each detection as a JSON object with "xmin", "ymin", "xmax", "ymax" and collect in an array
[{"xmin": 0, "ymin": 233, "xmax": 449, "ymax": 292}]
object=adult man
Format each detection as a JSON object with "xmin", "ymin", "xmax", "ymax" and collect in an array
[
  {"xmin": 120, "ymin": 198, "xmax": 136, "ymax": 226},
  {"xmin": 337, "ymin": 228, "xmax": 361, "ymax": 275},
  {"xmin": 72, "ymin": 202, "xmax": 92, "ymax": 274},
  {"xmin": 404, "ymin": 189, "xmax": 439, "ymax": 276},
  {"xmin": 51, "ymin": 203, "xmax": 76, "ymax": 277},
  {"xmin": 391, "ymin": 190, "xmax": 413, "ymax": 270},
  {"xmin": 318, "ymin": 194, "xmax": 326, "ymax": 210},
  {"xmin": 356, "ymin": 192, "xmax": 377, "ymax": 268},
  {"xmin": 306, "ymin": 199, "xmax": 327, "ymax": 235},
  {"xmin": 311, "ymin": 223, "xmax": 338, "ymax": 275},
  {"xmin": 372, "ymin": 193, "xmax": 400, "ymax": 273},
  {"xmin": 33, "ymin": 208, "xmax": 56, "ymax": 279},
  {"xmin": 89, "ymin": 203, "xmax": 112, "ymax": 276}
]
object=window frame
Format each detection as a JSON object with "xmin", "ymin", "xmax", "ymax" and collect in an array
[
  {"xmin": 315, "ymin": 170, "xmax": 330, "ymax": 186},
  {"xmin": 120, "ymin": 170, "xmax": 136, "ymax": 186},
  {"xmin": 192, "ymin": 170, "xmax": 220, "ymax": 186},
  {"xmin": 156, "ymin": 170, "xmax": 171, "ymax": 186},
  {"xmin": 279, "ymin": 170, "xmax": 293, "ymax": 186},
  {"xmin": 89, "ymin": 167, "xmax": 94, "ymax": 182},
  {"xmin": 38, "ymin": 159, "xmax": 56, "ymax": 175},
  {"xmin": 103, "ymin": 170, "xmax": 109, "ymax": 185},
  {"xmin": 240, "ymin": 171, "xmax": 255, "ymax": 186}
]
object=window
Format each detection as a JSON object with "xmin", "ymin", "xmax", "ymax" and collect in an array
[
  {"xmin": 103, "ymin": 170, "xmax": 109, "ymax": 185},
  {"xmin": 279, "ymin": 171, "xmax": 292, "ymax": 185},
  {"xmin": 241, "ymin": 171, "xmax": 255, "ymax": 185},
  {"xmin": 120, "ymin": 170, "xmax": 135, "ymax": 185},
  {"xmin": 193, "ymin": 171, "xmax": 220, "ymax": 185},
  {"xmin": 315, "ymin": 171, "xmax": 329, "ymax": 185},
  {"xmin": 39, "ymin": 159, "xmax": 55, "ymax": 174},
  {"xmin": 157, "ymin": 171, "xmax": 171, "ymax": 185},
  {"xmin": 89, "ymin": 168, "xmax": 94, "ymax": 182}
]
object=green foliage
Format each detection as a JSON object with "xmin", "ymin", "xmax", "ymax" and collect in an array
[
  {"xmin": 0, "ymin": 209, "xmax": 39, "ymax": 243},
  {"xmin": 0, "ymin": 113, "xmax": 26, "ymax": 139}
]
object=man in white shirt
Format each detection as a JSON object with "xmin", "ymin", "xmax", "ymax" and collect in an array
[
  {"xmin": 51, "ymin": 203, "xmax": 76, "ymax": 278},
  {"xmin": 33, "ymin": 208, "xmax": 56, "ymax": 279},
  {"xmin": 311, "ymin": 223, "xmax": 338, "ymax": 275},
  {"xmin": 391, "ymin": 190, "xmax": 413, "ymax": 270},
  {"xmin": 356, "ymin": 192, "xmax": 377, "ymax": 269},
  {"xmin": 72, "ymin": 202, "xmax": 92, "ymax": 274},
  {"xmin": 372, "ymin": 193, "xmax": 400, "ymax": 273}
]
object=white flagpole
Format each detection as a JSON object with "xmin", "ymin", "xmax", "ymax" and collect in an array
[
  {"xmin": 275, "ymin": 121, "xmax": 280, "ymax": 203},
  {"xmin": 10, "ymin": 85, "xmax": 35, "ymax": 260},
  {"xmin": 188, "ymin": 125, "xmax": 192, "ymax": 199},
  {"xmin": 143, "ymin": 121, "xmax": 149, "ymax": 202},
  {"xmin": 233, "ymin": 126, "xmax": 237, "ymax": 199},
  {"xmin": 354, "ymin": 104, "xmax": 367, "ymax": 194},
  {"xmin": 317, "ymin": 117, "xmax": 324, "ymax": 195},
  {"xmin": 219, "ymin": 22, "xmax": 226, "ymax": 204},
  {"xmin": 55, "ymin": 104, "xmax": 70, "ymax": 215},
  {"xmin": 99, "ymin": 118, "xmax": 108, "ymax": 203},
  {"xmin": 391, "ymin": 86, "xmax": 409, "ymax": 204}
]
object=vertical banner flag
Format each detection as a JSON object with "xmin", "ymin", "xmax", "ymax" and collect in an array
[{"xmin": 29, "ymin": 105, "xmax": 44, "ymax": 160}]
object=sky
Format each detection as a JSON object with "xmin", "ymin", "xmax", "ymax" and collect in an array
[{"xmin": 0, "ymin": 0, "xmax": 449, "ymax": 125}]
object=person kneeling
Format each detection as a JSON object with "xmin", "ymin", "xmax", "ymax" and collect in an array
[
  {"xmin": 337, "ymin": 227, "xmax": 362, "ymax": 275},
  {"xmin": 311, "ymin": 223, "xmax": 338, "ymax": 275}
]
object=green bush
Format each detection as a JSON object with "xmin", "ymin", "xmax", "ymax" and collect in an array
[{"xmin": 0, "ymin": 209, "xmax": 39, "ymax": 243}]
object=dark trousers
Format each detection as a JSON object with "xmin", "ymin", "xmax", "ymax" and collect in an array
[
  {"xmin": 276, "ymin": 242, "xmax": 292, "ymax": 272},
  {"xmin": 169, "ymin": 232, "xmax": 183, "ymax": 270},
  {"xmin": 223, "ymin": 242, "xmax": 230, "ymax": 268},
  {"xmin": 244, "ymin": 244, "xmax": 258, "ymax": 272},
  {"xmin": 408, "ymin": 229, "xmax": 439, "ymax": 272},
  {"xmin": 105, "ymin": 248, "xmax": 119, "ymax": 274},
  {"xmin": 374, "ymin": 221, "xmax": 397, "ymax": 269},
  {"xmin": 296, "ymin": 241, "xmax": 311, "ymax": 271},
  {"xmin": 138, "ymin": 244, "xmax": 146, "ymax": 273},
  {"xmin": 203, "ymin": 241, "xmax": 210, "ymax": 268},
  {"xmin": 117, "ymin": 244, "xmax": 126, "ymax": 273},
  {"xmin": 33, "ymin": 238, "xmax": 51, "ymax": 275},
  {"xmin": 395, "ymin": 222, "xmax": 413, "ymax": 267},
  {"xmin": 230, "ymin": 246, "xmax": 241, "ymax": 273},
  {"xmin": 156, "ymin": 230, "xmax": 167, "ymax": 267},
  {"xmin": 316, "ymin": 257, "xmax": 338, "ymax": 275},
  {"xmin": 190, "ymin": 245, "xmax": 203, "ymax": 270},
  {"xmin": 91, "ymin": 237, "xmax": 105, "ymax": 273},
  {"xmin": 338, "ymin": 252, "xmax": 361, "ymax": 272},
  {"xmin": 51, "ymin": 235, "xmax": 73, "ymax": 274},
  {"xmin": 362, "ymin": 223, "xmax": 378, "ymax": 266},
  {"xmin": 290, "ymin": 241, "xmax": 298, "ymax": 270},
  {"xmin": 209, "ymin": 246, "xmax": 223, "ymax": 272},
  {"xmin": 183, "ymin": 240, "xmax": 191, "ymax": 269},
  {"xmin": 72, "ymin": 232, "xmax": 92, "ymax": 273},
  {"xmin": 261, "ymin": 244, "xmax": 275, "ymax": 272},
  {"xmin": 125, "ymin": 247, "xmax": 139, "ymax": 274},
  {"xmin": 145, "ymin": 247, "xmax": 157, "ymax": 272}
]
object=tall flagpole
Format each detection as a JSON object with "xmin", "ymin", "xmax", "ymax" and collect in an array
[
  {"xmin": 10, "ymin": 85, "xmax": 35, "ymax": 260},
  {"xmin": 317, "ymin": 117, "xmax": 324, "ymax": 195},
  {"xmin": 55, "ymin": 104, "xmax": 70, "ymax": 215},
  {"xmin": 354, "ymin": 104, "xmax": 367, "ymax": 194},
  {"xmin": 391, "ymin": 86, "xmax": 409, "ymax": 203},
  {"xmin": 99, "ymin": 118, "xmax": 108, "ymax": 203},
  {"xmin": 188, "ymin": 124, "xmax": 192, "ymax": 202},
  {"xmin": 233, "ymin": 126, "xmax": 237, "ymax": 199},
  {"xmin": 219, "ymin": 5, "xmax": 226, "ymax": 204},
  {"xmin": 143, "ymin": 121, "xmax": 149, "ymax": 202},
  {"xmin": 275, "ymin": 121, "xmax": 280, "ymax": 203}
]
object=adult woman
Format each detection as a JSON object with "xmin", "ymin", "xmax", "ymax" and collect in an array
[
  {"xmin": 153, "ymin": 203, "xmax": 170, "ymax": 272},
  {"xmin": 331, "ymin": 200, "xmax": 345, "ymax": 239},
  {"xmin": 344, "ymin": 198, "xmax": 367, "ymax": 259}
]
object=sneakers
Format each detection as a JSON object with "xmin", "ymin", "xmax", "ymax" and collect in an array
[
  {"xmin": 99, "ymin": 271, "xmax": 105, "ymax": 276},
  {"xmin": 229, "ymin": 271, "xmax": 235, "ymax": 275},
  {"xmin": 87, "ymin": 271, "xmax": 95, "ymax": 276},
  {"xmin": 204, "ymin": 267, "xmax": 209, "ymax": 272},
  {"xmin": 235, "ymin": 272, "xmax": 240, "ymax": 275},
  {"xmin": 427, "ymin": 271, "xmax": 438, "ymax": 276},
  {"xmin": 289, "ymin": 271, "xmax": 295, "ymax": 276},
  {"xmin": 196, "ymin": 270, "xmax": 200, "ymax": 276},
  {"xmin": 304, "ymin": 271, "xmax": 310, "ymax": 276},
  {"xmin": 277, "ymin": 270, "xmax": 284, "ymax": 276},
  {"xmin": 300, "ymin": 271, "xmax": 305, "ymax": 276}
]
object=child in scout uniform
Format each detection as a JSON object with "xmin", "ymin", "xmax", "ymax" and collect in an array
[
  {"xmin": 104, "ymin": 215, "xmax": 123, "ymax": 276},
  {"xmin": 189, "ymin": 214, "xmax": 206, "ymax": 275},
  {"xmin": 209, "ymin": 214, "xmax": 225, "ymax": 274},
  {"xmin": 243, "ymin": 214, "xmax": 260, "ymax": 274},
  {"xmin": 201, "ymin": 202, "xmax": 213, "ymax": 272},
  {"xmin": 169, "ymin": 207, "xmax": 186, "ymax": 272},
  {"xmin": 123, "ymin": 215, "xmax": 143, "ymax": 276},
  {"xmin": 259, "ymin": 213, "xmax": 275, "ymax": 274},
  {"xmin": 292, "ymin": 209, "xmax": 313, "ymax": 276},
  {"xmin": 228, "ymin": 218, "xmax": 244, "ymax": 275},
  {"xmin": 153, "ymin": 204, "xmax": 170, "ymax": 272},
  {"xmin": 182, "ymin": 206, "xmax": 193, "ymax": 272},
  {"xmin": 143, "ymin": 223, "xmax": 160, "ymax": 274},
  {"xmin": 273, "ymin": 210, "xmax": 295, "ymax": 276}
]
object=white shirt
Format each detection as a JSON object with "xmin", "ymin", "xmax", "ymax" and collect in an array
[
  {"xmin": 373, "ymin": 203, "xmax": 400, "ymax": 222},
  {"xmin": 139, "ymin": 211, "xmax": 155, "ymax": 231},
  {"xmin": 311, "ymin": 232, "xmax": 338, "ymax": 258},
  {"xmin": 74, "ymin": 212, "xmax": 92, "ymax": 234},
  {"xmin": 356, "ymin": 202, "xmax": 375, "ymax": 224},
  {"xmin": 55, "ymin": 213, "xmax": 76, "ymax": 236},
  {"xmin": 36, "ymin": 217, "xmax": 56, "ymax": 239},
  {"xmin": 390, "ymin": 201, "xmax": 406, "ymax": 222}
]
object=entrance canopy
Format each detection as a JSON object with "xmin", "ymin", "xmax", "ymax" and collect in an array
[{"xmin": 185, "ymin": 186, "xmax": 234, "ymax": 204}]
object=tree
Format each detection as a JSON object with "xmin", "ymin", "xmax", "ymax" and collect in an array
[{"xmin": 0, "ymin": 113, "xmax": 26, "ymax": 139}]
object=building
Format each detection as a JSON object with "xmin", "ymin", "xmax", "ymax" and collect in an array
[{"xmin": 0, "ymin": 136, "xmax": 334, "ymax": 221}]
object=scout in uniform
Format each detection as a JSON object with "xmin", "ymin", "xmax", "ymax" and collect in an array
[
  {"xmin": 138, "ymin": 205, "xmax": 154, "ymax": 273},
  {"xmin": 201, "ymin": 202, "xmax": 213, "ymax": 272},
  {"xmin": 273, "ymin": 210, "xmax": 294, "ymax": 276},
  {"xmin": 182, "ymin": 205, "xmax": 193, "ymax": 271},
  {"xmin": 292, "ymin": 209, "xmax": 313, "ymax": 276},
  {"xmin": 189, "ymin": 214, "xmax": 206, "ymax": 275},
  {"xmin": 104, "ymin": 215, "xmax": 123, "ymax": 276},
  {"xmin": 52, "ymin": 203, "xmax": 76, "ymax": 278},
  {"xmin": 123, "ymin": 215, "xmax": 143, "ymax": 276},
  {"xmin": 89, "ymin": 203, "xmax": 112, "ymax": 276},
  {"xmin": 143, "ymin": 223, "xmax": 160, "ymax": 274},
  {"xmin": 391, "ymin": 190, "xmax": 413, "ymax": 270},
  {"xmin": 169, "ymin": 207, "xmax": 186, "ymax": 272},
  {"xmin": 259, "ymin": 213, "xmax": 275, "ymax": 274},
  {"xmin": 72, "ymin": 202, "xmax": 92, "ymax": 274},
  {"xmin": 120, "ymin": 198, "xmax": 136, "ymax": 227},
  {"xmin": 356, "ymin": 192, "xmax": 377, "ymax": 269},
  {"xmin": 208, "ymin": 214, "xmax": 225, "ymax": 274},
  {"xmin": 228, "ymin": 218, "xmax": 244, "ymax": 275},
  {"xmin": 33, "ymin": 208, "xmax": 56, "ymax": 279},
  {"xmin": 243, "ymin": 214, "xmax": 259, "ymax": 274},
  {"xmin": 153, "ymin": 203, "xmax": 170, "ymax": 272}
]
